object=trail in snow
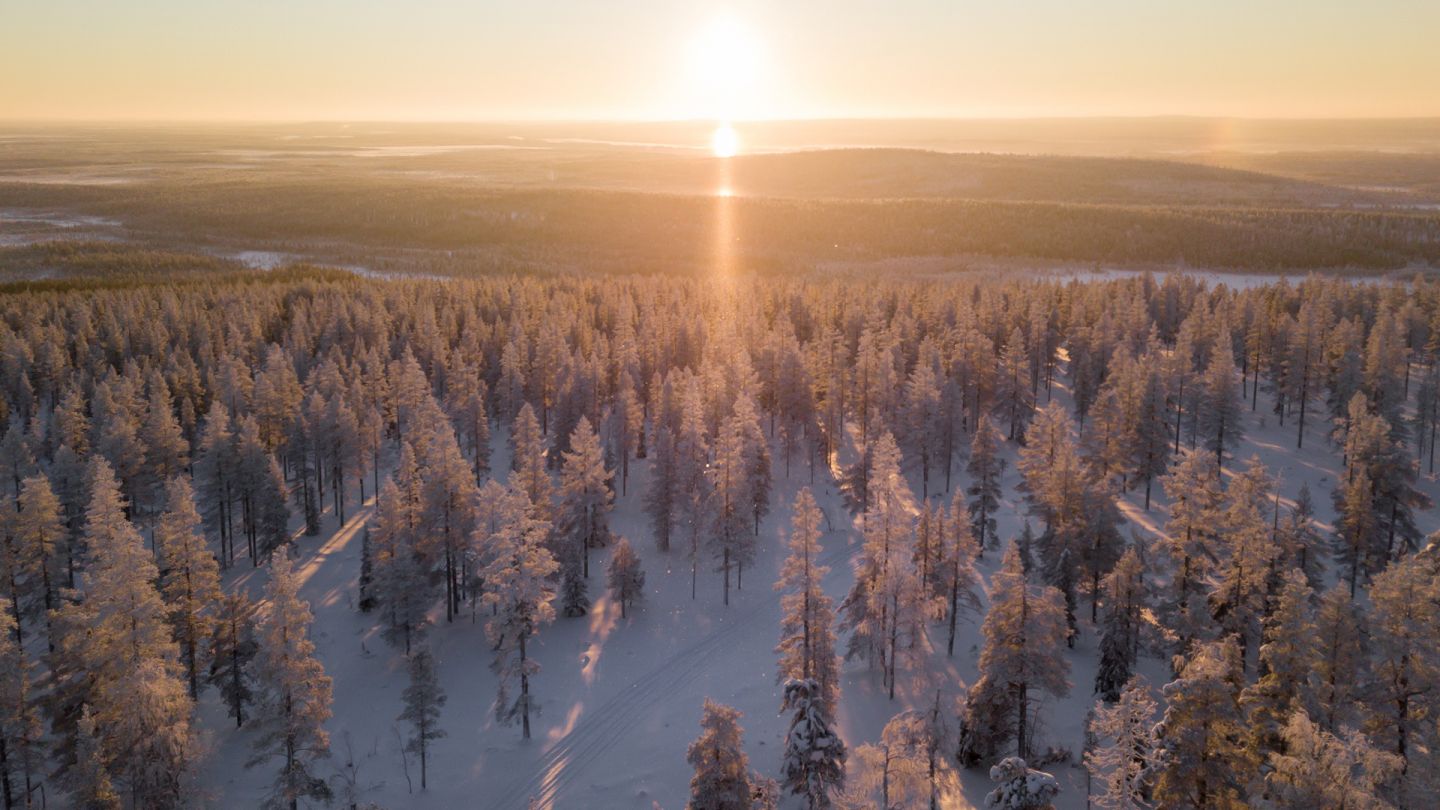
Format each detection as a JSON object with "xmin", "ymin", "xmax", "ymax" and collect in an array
[{"xmin": 495, "ymin": 527, "xmax": 860, "ymax": 810}]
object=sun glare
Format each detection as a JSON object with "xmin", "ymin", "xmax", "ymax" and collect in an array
[
  {"xmin": 687, "ymin": 16, "xmax": 765, "ymax": 120},
  {"xmin": 711, "ymin": 123, "xmax": 739, "ymax": 158}
]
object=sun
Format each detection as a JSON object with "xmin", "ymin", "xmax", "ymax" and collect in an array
[{"xmin": 711, "ymin": 123, "xmax": 739, "ymax": 158}]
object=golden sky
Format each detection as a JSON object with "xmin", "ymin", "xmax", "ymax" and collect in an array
[{"xmin": 2, "ymin": 0, "xmax": 1437, "ymax": 121}]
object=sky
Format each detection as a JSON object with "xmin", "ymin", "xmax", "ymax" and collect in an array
[{"xmin": 2, "ymin": 0, "xmax": 1438, "ymax": 121}]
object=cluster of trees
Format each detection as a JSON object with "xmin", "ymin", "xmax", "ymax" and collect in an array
[{"xmin": 2, "ymin": 266, "xmax": 1440, "ymax": 807}]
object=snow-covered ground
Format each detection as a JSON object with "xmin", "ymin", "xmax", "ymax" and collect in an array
[{"xmin": 195, "ymin": 379, "xmax": 1440, "ymax": 809}]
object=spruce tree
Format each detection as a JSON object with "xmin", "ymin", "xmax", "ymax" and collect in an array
[{"xmin": 779, "ymin": 678, "xmax": 846, "ymax": 809}]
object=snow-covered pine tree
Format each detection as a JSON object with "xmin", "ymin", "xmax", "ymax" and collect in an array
[
  {"xmin": 1151, "ymin": 640, "xmax": 1255, "ymax": 809},
  {"xmin": 1084, "ymin": 677, "xmax": 1158, "ymax": 810},
  {"xmin": 1264, "ymin": 710, "xmax": 1399, "ymax": 810},
  {"xmin": 58, "ymin": 458, "xmax": 195, "ymax": 808},
  {"xmin": 1197, "ymin": 346, "xmax": 1242, "ymax": 469},
  {"xmin": 1239, "ymin": 568, "xmax": 1316, "ymax": 757},
  {"xmin": 557, "ymin": 415, "xmax": 612, "ymax": 615},
  {"xmin": 1307, "ymin": 582, "xmax": 1366, "ymax": 733},
  {"xmin": 731, "ymin": 393, "xmax": 772, "ymax": 538},
  {"xmin": 709, "ymin": 405, "xmax": 755, "ymax": 606},
  {"xmin": 1159, "ymin": 449, "xmax": 1221, "ymax": 655},
  {"xmin": 209, "ymin": 590, "xmax": 259, "ymax": 728},
  {"xmin": 0, "ymin": 609, "xmax": 42, "ymax": 810},
  {"xmin": 941, "ymin": 487, "xmax": 982, "ymax": 657},
  {"xmin": 983, "ymin": 757, "xmax": 1059, "ymax": 810},
  {"xmin": 967, "ymin": 415, "xmax": 1006, "ymax": 552},
  {"xmin": 840, "ymin": 432, "xmax": 932, "ymax": 699},
  {"xmin": 399, "ymin": 646, "xmax": 447, "ymax": 791},
  {"xmin": 1094, "ymin": 547, "xmax": 1146, "ymax": 703},
  {"xmin": 995, "ymin": 328, "xmax": 1036, "ymax": 443},
  {"xmin": 155, "ymin": 475, "xmax": 223, "ymax": 699},
  {"xmin": 1208, "ymin": 456, "xmax": 1279, "ymax": 664},
  {"xmin": 778, "ymin": 678, "xmax": 846, "ymax": 809},
  {"xmin": 1277, "ymin": 483, "xmax": 1324, "ymax": 590},
  {"xmin": 193, "ymin": 402, "xmax": 238, "ymax": 567},
  {"xmin": 903, "ymin": 358, "xmax": 944, "ymax": 499},
  {"xmin": 775, "ymin": 488, "xmax": 840, "ymax": 715},
  {"xmin": 370, "ymin": 446, "xmax": 432, "ymax": 655},
  {"xmin": 1364, "ymin": 554, "xmax": 1440, "ymax": 802},
  {"xmin": 249, "ymin": 552, "xmax": 334, "ymax": 810},
  {"xmin": 1332, "ymin": 464, "xmax": 1381, "ymax": 598},
  {"xmin": 686, "ymin": 700, "xmax": 776, "ymax": 810},
  {"xmin": 606, "ymin": 537, "xmax": 645, "ymax": 618},
  {"xmin": 11, "ymin": 473, "xmax": 63, "ymax": 629},
  {"xmin": 68, "ymin": 704, "xmax": 120, "ymax": 810},
  {"xmin": 479, "ymin": 485, "xmax": 558, "ymax": 740},
  {"xmin": 416, "ymin": 412, "xmax": 478, "ymax": 623},
  {"xmin": 958, "ymin": 544, "xmax": 1070, "ymax": 762},
  {"xmin": 510, "ymin": 403, "xmax": 551, "ymax": 517}
]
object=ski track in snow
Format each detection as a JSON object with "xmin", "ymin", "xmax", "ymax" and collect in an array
[{"xmin": 495, "ymin": 534, "xmax": 858, "ymax": 810}]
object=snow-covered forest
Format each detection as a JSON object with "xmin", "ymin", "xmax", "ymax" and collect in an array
[{"xmin": 2, "ymin": 270, "xmax": 1439, "ymax": 809}]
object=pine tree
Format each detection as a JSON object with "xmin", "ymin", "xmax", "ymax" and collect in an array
[
  {"xmin": 1094, "ymin": 548, "xmax": 1146, "ymax": 703},
  {"xmin": 0, "ymin": 610, "xmax": 42, "ymax": 810},
  {"xmin": 510, "ymin": 403, "xmax": 551, "ymax": 515},
  {"xmin": 1207, "ymin": 456, "xmax": 1279, "ymax": 664},
  {"xmin": 248, "ymin": 553, "xmax": 334, "ymax": 810},
  {"xmin": 417, "ymin": 415, "xmax": 479, "ymax": 623},
  {"xmin": 12, "ymin": 473, "xmax": 63, "ymax": 626},
  {"xmin": 1333, "ymin": 465, "xmax": 1381, "ymax": 598},
  {"xmin": 209, "ymin": 590, "xmax": 259, "ymax": 728},
  {"xmin": 996, "ymin": 328, "xmax": 1036, "ymax": 443},
  {"xmin": 1198, "ymin": 346, "xmax": 1242, "ymax": 469},
  {"xmin": 1365, "ymin": 555, "xmax": 1440, "ymax": 801},
  {"xmin": 1307, "ymin": 583, "xmax": 1366, "ymax": 733},
  {"xmin": 942, "ymin": 487, "xmax": 982, "ymax": 658},
  {"xmin": 1159, "ymin": 449, "xmax": 1221, "ymax": 654},
  {"xmin": 606, "ymin": 537, "xmax": 646, "ymax": 618},
  {"xmin": 557, "ymin": 416, "xmax": 611, "ymax": 615},
  {"xmin": 779, "ymin": 678, "xmax": 846, "ymax": 809},
  {"xmin": 1239, "ymin": 568, "xmax": 1316, "ymax": 757},
  {"xmin": 1264, "ymin": 710, "xmax": 1400, "ymax": 810},
  {"xmin": 398, "ymin": 646, "xmax": 446, "ymax": 791},
  {"xmin": 480, "ymin": 485, "xmax": 558, "ymax": 740},
  {"xmin": 967, "ymin": 416, "xmax": 1006, "ymax": 552},
  {"xmin": 1151, "ymin": 640, "xmax": 1254, "ymax": 810},
  {"xmin": 775, "ymin": 489, "xmax": 840, "ymax": 716},
  {"xmin": 839, "ymin": 432, "xmax": 932, "ymax": 699},
  {"xmin": 68, "ymin": 705, "xmax": 120, "ymax": 810},
  {"xmin": 958, "ymin": 544, "xmax": 1070, "ymax": 762},
  {"xmin": 686, "ymin": 700, "xmax": 775, "ymax": 810},
  {"xmin": 155, "ymin": 476, "xmax": 223, "ymax": 700},
  {"xmin": 56, "ymin": 458, "xmax": 195, "ymax": 808},
  {"xmin": 1084, "ymin": 677, "xmax": 1159, "ymax": 810},
  {"xmin": 371, "ymin": 445, "xmax": 431, "ymax": 654},
  {"xmin": 709, "ymin": 406, "xmax": 755, "ymax": 606}
]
